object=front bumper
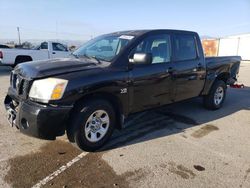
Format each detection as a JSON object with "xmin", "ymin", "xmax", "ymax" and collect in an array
[{"xmin": 4, "ymin": 95, "xmax": 73, "ymax": 140}]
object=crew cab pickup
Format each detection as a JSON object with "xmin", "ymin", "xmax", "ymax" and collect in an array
[
  {"xmin": 0, "ymin": 41, "xmax": 70, "ymax": 67},
  {"xmin": 4, "ymin": 30, "xmax": 241, "ymax": 151}
]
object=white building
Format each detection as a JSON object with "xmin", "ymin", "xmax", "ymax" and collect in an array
[{"xmin": 218, "ymin": 33, "xmax": 250, "ymax": 60}]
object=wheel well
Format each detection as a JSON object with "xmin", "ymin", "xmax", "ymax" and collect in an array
[
  {"xmin": 202, "ymin": 72, "xmax": 230, "ymax": 95},
  {"xmin": 15, "ymin": 55, "xmax": 33, "ymax": 64},
  {"xmin": 216, "ymin": 72, "xmax": 230, "ymax": 84},
  {"xmin": 73, "ymin": 92, "xmax": 124, "ymax": 130}
]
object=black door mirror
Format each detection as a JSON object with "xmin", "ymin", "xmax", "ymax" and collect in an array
[{"xmin": 132, "ymin": 53, "xmax": 152, "ymax": 65}]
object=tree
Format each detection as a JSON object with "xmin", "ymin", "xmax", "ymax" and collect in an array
[{"xmin": 21, "ymin": 41, "xmax": 33, "ymax": 49}]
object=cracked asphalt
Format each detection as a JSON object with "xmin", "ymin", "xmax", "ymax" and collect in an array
[{"xmin": 0, "ymin": 62, "xmax": 250, "ymax": 188}]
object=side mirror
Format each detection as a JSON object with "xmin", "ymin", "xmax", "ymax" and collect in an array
[{"xmin": 131, "ymin": 53, "xmax": 152, "ymax": 65}]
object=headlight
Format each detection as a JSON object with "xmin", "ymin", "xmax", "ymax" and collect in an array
[{"xmin": 29, "ymin": 78, "xmax": 68, "ymax": 103}]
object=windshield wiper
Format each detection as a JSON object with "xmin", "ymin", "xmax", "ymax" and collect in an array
[
  {"xmin": 76, "ymin": 53, "xmax": 91, "ymax": 59},
  {"xmin": 71, "ymin": 53, "xmax": 79, "ymax": 58},
  {"xmin": 90, "ymin": 56, "xmax": 102, "ymax": 64},
  {"xmin": 78, "ymin": 53, "xmax": 105, "ymax": 64}
]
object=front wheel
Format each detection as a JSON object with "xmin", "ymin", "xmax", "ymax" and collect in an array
[
  {"xmin": 203, "ymin": 80, "xmax": 227, "ymax": 110},
  {"xmin": 67, "ymin": 99, "xmax": 115, "ymax": 151}
]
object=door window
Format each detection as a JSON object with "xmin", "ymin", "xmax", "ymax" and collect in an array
[
  {"xmin": 52, "ymin": 43, "xmax": 68, "ymax": 51},
  {"xmin": 40, "ymin": 42, "xmax": 48, "ymax": 50},
  {"xmin": 174, "ymin": 34, "xmax": 197, "ymax": 61},
  {"xmin": 132, "ymin": 34, "xmax": 171, "ymax": 64}
]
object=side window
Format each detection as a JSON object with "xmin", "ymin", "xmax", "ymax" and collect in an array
[
  {"xmin": 52, "ymin": 43, "xmax": 68, "ymax": 51},
  {"xmin": 174, "ymin": 34, "xmax": 197, "ymax": 61},
  {"xmin": 40, "ymin": 42, "xmax": 48, "ymax": 50},
  {"xmin": 132, "ymin": 34, "xmax": 171, "ymax": 64}
]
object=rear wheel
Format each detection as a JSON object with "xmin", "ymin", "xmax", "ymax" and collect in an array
[
  {"xmin": 203, "ymin": 80, "xmax": 227, "ymax": 110},
  {"xmin": 67, "ymin": 99, "xmax": 115, "ymax": 151},
  {"xmin": 13, "ymin": 56, "xmax": 32, "ymax": 67}
]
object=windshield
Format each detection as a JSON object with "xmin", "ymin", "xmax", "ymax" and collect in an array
[{"xmin": 72, "ymin": 34, "xmax": 134, "ymax": 62}]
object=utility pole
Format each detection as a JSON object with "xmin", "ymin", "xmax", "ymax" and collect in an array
[
  {"xmin": 56, "ymin": 21, "xmax": 58, "ymax": 41},
  {"xmin": 17, "ymin": 27, "xmax": 21, "ymax": 45}
]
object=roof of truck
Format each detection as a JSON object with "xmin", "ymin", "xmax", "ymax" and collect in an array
[{"xmin": 109, "ymin": 29, "xmax": 197, "ymax": 36}]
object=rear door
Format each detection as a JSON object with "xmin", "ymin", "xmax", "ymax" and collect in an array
[
  {"xmin": 172, "ymin": 33, "xmax": 206, "ymax": 101},
  {"xmin": 129, "ymin": 33, "xmax": 174, "ymax": 113}
]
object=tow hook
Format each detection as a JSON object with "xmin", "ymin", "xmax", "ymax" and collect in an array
[
  {"xmin": 230, "ymin": 83, "xmax": 245, "ymax": 88},
  {"xmin": 7, "ymin": 109, "xmax": 17, "ymax": 128}
]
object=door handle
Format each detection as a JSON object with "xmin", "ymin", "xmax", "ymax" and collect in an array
[
  {"xmin": 197, "ymin": 63, "xmax": 202, "ymax": 69},
  {"xmin": 194, "ymin": 63, "xmax": 202, "ymax": 72},
  {"xmin": 52, "ymin": 52, "xmax": 56, "ymax": 54},
  {"xmin": 166, "ymin": 67, "xmax": 174, "ymax": 73},
  {"xmin": 188, "ymin": 75, "xmax": 197, "ymax": 80}
]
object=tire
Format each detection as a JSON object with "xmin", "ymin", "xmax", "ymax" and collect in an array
[
  {"xmin": 67, "ymin": 99, "xmax": 116, "ymax": 151},
  {"xmin": 203, "ymin": 80, "xmax": 227, "ymax": 110}
]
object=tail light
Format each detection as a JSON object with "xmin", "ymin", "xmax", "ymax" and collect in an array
[{"xmin": 0, "ymin": 51, "xmax": 3, "ymax": 59}]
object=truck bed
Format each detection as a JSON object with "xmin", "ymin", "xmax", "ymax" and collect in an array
[{"xmin": 205, "ymin": 56, "xmax": 241, "ymax": 83}]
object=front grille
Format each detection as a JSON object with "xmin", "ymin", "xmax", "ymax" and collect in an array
[{"xmin": 10, "ymin": 71, "xmax": 30, "ymax": 98}]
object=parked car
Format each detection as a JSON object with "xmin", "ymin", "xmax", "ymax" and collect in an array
[
  {"xmin": 0, "ymin": 44, "xmax": 10, "ymax": 49},
  {"xmin": 0, "ymin": 41, "xmax": 70, "ymax": 67},
  {"xmin": 4, "ymin": 29, "xmax": 241, "ymax": 151}
]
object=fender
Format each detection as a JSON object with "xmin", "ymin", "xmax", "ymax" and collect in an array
[{"xmin": 202, "ymin": 70, "xmax": 231, "ymax": 95}]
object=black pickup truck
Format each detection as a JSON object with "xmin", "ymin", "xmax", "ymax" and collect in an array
[{"xmin": 4, "ymin": 29, "xmax": 241, "ymax": 151}]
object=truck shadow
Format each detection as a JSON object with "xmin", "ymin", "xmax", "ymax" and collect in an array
[
  {"xmin": 102, "ymin": 87, "xmax": 250, "ymax": 151},
  {"xmin": 0, "ymin": 66, "xmax": 12, "ymax": 76}
]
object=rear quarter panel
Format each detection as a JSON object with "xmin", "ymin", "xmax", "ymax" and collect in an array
[
  {"xmin": 0, "ymin": 49, "xmax": 50, "ymax": 64},
  {"xmin": 202, "ymin": 56, "xmax": 241, "ymax": 95}
]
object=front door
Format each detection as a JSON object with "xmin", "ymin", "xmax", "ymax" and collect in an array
[
  {"xmin": 50, "ymin": 42, "xmax": 70, "ymax": 58},
  {"xmin": 129, "ymin": 33, "xmax": 174, "ymax": 113}
]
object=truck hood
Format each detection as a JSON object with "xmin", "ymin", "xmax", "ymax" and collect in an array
[{"xmin": 15, "ymin": 58, "xmax": 107, "ymax": 79}]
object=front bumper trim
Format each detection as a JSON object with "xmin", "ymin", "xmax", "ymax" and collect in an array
[{"xmin": 4, "ymin": 95, "xmax": 72, "ymax": 140}]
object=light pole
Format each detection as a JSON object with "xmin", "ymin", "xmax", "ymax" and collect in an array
[{"xmin": 17, "ymin": 27, "xmax": 21, "ymax": 45}]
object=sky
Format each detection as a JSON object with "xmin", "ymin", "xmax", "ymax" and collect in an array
[{"xmin": 0, "ymin": 0, "xmax": 250, "ymax": 42}]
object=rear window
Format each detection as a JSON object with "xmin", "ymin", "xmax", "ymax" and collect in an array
[{"xmin": 174, "ymin": 34, "xmax": 197, "ymax": 61}]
